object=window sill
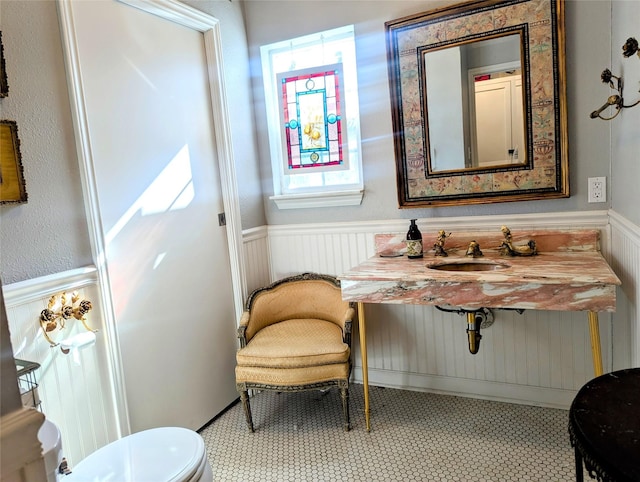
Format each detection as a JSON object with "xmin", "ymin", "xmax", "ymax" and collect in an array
[{"xmin": 270, "ymin": 189, "xmax": 364, "ymax": 210}]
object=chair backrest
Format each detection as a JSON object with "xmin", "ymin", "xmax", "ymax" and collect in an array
[{"xmin": 245, "ymin": 274, "xmax": 349, "ymax": 342}]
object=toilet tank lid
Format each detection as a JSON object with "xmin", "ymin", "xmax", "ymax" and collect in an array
[{"xmin": 66, "ymin": 427, "xmax": 206, "ymax": 482}]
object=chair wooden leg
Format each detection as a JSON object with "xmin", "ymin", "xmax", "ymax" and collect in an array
[
  {"xmin": 339, "ymin": 382, "xmax": 351, "ymax": 431},
  {"xmin": 240, "ymin": 390, "xmax": 255, "ymax": 432}
]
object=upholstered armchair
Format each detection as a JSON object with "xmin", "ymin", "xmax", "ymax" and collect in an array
[{"xmin": 235, "ymin": 273, "xmax": 355, "ymax": 432}]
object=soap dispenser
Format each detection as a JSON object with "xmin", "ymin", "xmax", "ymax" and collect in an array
[{"xmin": 406, "ymin": 219, "xmax": 423, "ymax": 259}]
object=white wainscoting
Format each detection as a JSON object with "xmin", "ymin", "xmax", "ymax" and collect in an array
[
  {"xmin": 262, "ymin": 211, "xmax": 616, "ymax": 408},
  {"xmin": 4, "ymin": 268, "xmax": 119, "ymax": 467},
  {"xmin": 2, "ymin": 209, "xmax": 632, "ymax": 470},
  {"xmin": 609, "ymin": 210, "xmax": 640, "ymax": 368},
  {"xmin": 242, "ymin": 226, "xmax": 271, "ymax": 296}
]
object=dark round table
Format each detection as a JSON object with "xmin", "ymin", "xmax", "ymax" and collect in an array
[{"xmin": 568, "ymin": 368, "xmax": 640, "ymax": 482}]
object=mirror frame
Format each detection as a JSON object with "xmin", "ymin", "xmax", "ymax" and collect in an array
[{"xmin": 386, "ymin": 0, "xmax": 568, "ymax": 208}]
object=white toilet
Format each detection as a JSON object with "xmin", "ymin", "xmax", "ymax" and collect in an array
[
  {"xmin": 38, "ymin": 418, "xmax": 64, "ymax": 482},
  {"xmin": 64, "ymin": 427, "xmax": 212, "ymax": 482}
]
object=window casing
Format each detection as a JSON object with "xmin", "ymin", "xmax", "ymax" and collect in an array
[{"xmin": 261, "ymin": 25, "xmax": 363, "ymax": 209}]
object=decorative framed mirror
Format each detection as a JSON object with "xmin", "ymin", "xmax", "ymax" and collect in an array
[{"xmin": 386, "ymin": 0, "xmax": 568, "ymax": 207}]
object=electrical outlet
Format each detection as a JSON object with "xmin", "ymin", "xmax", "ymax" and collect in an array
[{"xmin": 588, "ymin": 177, "xmax": 606, "ymax": 203}]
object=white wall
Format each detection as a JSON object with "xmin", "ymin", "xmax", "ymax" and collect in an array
[
  {"xmin": 243, "ymin": 0, "xmax": 617, "ymax": 226},
  {"xmin": 0, "ymin": 0, "xmax": 265, "ymax": 285},
  {"xmin": 0, "ymin": 1, "xmax": 92, "ymax": 284},
  {"xmin": 609, "ymin": 0, "xmax": 640, "ymax": 366},
  {"xmin": 610, "ymin": 0, "xmax": 640, "ymax": 227},
  {"xmin": 0, "ymin": 2, "xmax": 636, "ymax": 472},
  {"xmin": 2, "ymin": 1, "xmax": 634, "ymax": 303}
]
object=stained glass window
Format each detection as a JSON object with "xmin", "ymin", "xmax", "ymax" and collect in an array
[
  {"xmin": 261, "ymin": 25, "xmax": 363, "ymax": 206},
  {"xmin": 278, "ymin": 64, "xmax": 348, "ymax": 174}
]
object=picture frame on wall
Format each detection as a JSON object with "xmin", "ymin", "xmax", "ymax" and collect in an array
[
  {"xmin": 1, "ymin": 120, "xmax": 28, "ymax": 204},
  {"xmin": 0, "ymin": 31, "xmax": 8, "ymax": 97}
]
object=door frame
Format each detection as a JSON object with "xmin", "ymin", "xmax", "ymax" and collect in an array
[{"xmin": 57, "ymin": 0, "xmax": 247, "ymax": 436}]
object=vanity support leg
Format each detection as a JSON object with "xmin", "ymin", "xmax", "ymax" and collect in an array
[
  {"xmin": 357, "ymin": 302, "xmax": 370, "ymax": 432},
  {"xmin": 588, "ymin": 311, "xmax": 603, "ymax": 377}
]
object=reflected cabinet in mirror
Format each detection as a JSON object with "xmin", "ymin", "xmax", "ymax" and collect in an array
[{"xmin": 386, "ymin": 0, "xmax": 568, "ymax": 207}]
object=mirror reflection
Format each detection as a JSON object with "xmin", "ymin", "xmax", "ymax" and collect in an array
[{"xmin": 424, "ymin": 33, "xmax": 525, "ymax": 173}]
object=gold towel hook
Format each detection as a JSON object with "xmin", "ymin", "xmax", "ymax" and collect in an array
[{"xmin": 591, "ymin": 37, "xmax": 640, "ymax": 121}]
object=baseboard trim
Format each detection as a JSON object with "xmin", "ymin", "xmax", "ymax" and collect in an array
[{"xmin": 351, "ymin": 368, "xmax": 575, "ymax": 409}]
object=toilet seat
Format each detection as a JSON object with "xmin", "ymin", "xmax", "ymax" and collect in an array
[{"xmin": 66, "ymin": 427, "xmax": 210, "ymax": 482}]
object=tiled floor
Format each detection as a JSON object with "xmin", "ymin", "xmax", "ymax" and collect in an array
[{"xmin": 199, "ymin": 384, "xmax": 575, "ymax": 481}]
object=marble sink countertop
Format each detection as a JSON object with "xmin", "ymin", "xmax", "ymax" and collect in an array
[{"xmin": 339, "ymin": 229, "xmax": 622, "ymax": 312}]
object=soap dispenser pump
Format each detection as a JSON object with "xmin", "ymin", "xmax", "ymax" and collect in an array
[{"xmin": 406, "ymin": 219, "xmax": 423, "ymax": 259}]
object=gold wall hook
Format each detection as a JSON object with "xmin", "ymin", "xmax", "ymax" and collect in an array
[
  {"xmin": 591, "ymin": 37, "xmax": 640, "ymax": 121},
  {"xmin": 622, "ymin": 37, "xmax": 639, "ymax": 59},
  {"xmin": 590, "ymin": 94, "xmax": 623, "ymax": 120}
]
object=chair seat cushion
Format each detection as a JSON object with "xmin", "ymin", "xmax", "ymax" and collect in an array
[
  {"xmin": 237, "ymin": 318, "xmax": 349, "ymax": 369},
  {"xmin": 235, "ymin": 363, "xmax": 350, "ymax": 387}
]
